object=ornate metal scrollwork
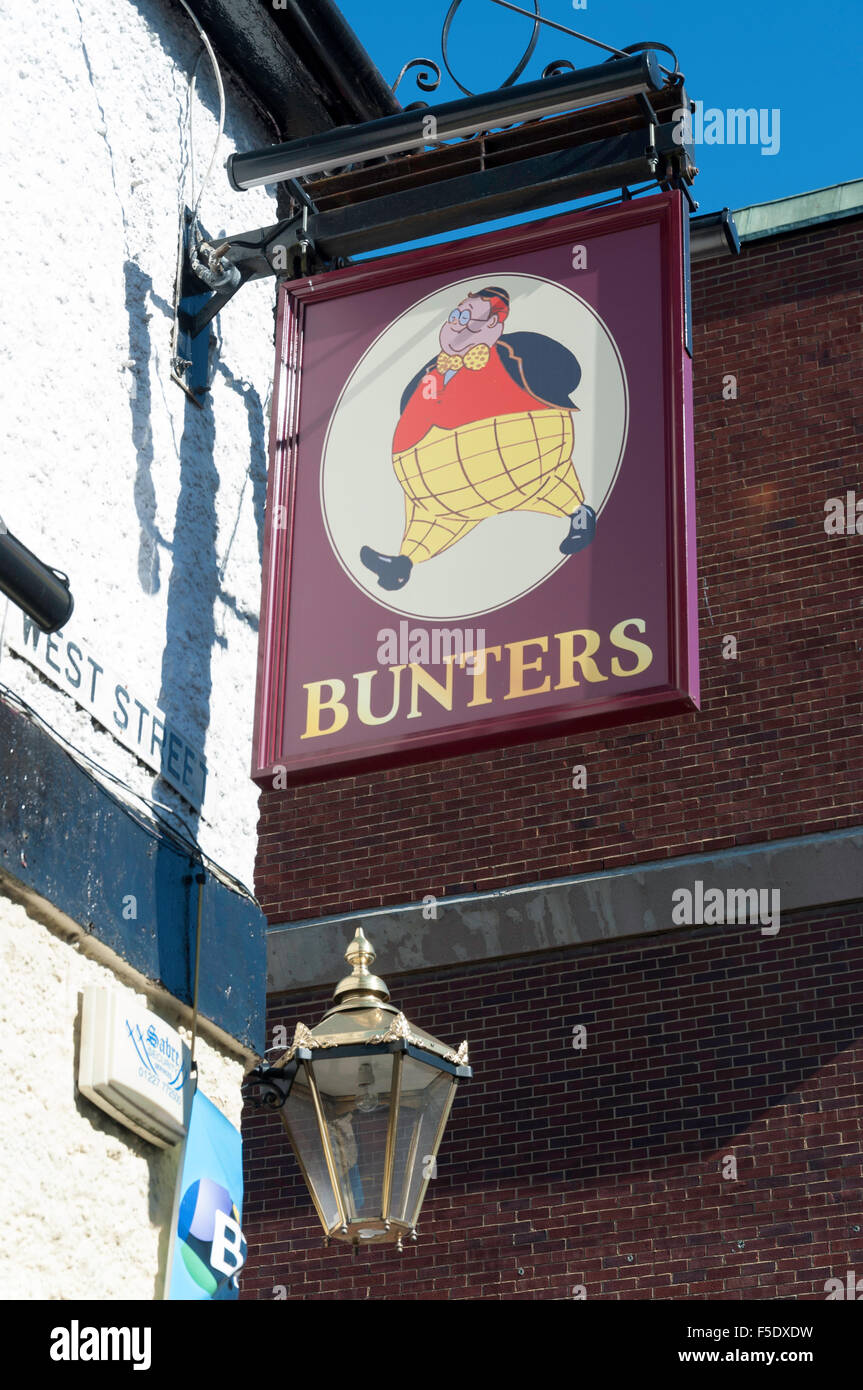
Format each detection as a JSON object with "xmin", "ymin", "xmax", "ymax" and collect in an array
[
  {"xmin": 541, "ymin": 58, "xmax": 576, "ymax": 80},
  {"xmin": 441, "ymin": 0, "xmax": 541, "ymax": 96},
  {"xmin": 393, "ymin": 3, "xmax": 681, "ymax": 106},
  {"xmin": 615, "ymin": 41, "xmax": 680, "ymax": 78},
  {"xmin": 392, "ymin": 57, "xmax": 442, "ymax": 103},
  {"xmin": 278, "ymin": 1011, "xmax": 470, "ymax": 1067},
  {"xmin": 245, "ymin": 1064, "xmax": 293, "ymax": 1110}
]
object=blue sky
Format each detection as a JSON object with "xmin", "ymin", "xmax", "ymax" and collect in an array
[{"xmin": 339, "ymin": 0, "xmax": 862, "ymax": 235}]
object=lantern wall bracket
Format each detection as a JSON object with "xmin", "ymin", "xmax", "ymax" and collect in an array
[{"xmin": 244, "ymin": 1057, "xmax": 303, "ymax": 1110}]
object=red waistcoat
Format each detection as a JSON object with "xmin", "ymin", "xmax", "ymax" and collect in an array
[{"xmin": 392, "ymin": 346, "xmax": 553, "ymax": 454}]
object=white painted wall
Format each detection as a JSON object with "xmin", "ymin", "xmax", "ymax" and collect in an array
[
  {"xmin": 0, "ymin": 0, "xmax": 280, "ymax": 889},
  {"xmin": 0, "ymin": 889, "xmax": 246, "ymax": 1301}
]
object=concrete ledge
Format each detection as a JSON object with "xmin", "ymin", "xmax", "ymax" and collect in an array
[{"xmin": 267, "ymin": 826, "xmax": 863, "ymax": 994}]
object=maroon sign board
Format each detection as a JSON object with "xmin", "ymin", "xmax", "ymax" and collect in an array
[{"xmin": 252, "ymin": 191, "xmax": 698, "ymax": 784}]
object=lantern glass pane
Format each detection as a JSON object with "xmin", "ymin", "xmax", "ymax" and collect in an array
[
  {"xmin": 312, "ymin": 1054, "xmax": 395, "ymax": 1224},
  {"xmin": 391, "ymin": 1057, "xmax": 456, "ymax": 1227},
  {"xmin": 282, "ymin": 1062, "xmax": 341, "ymax": 1232}
]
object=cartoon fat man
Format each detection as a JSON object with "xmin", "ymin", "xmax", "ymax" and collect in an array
[{"xmin": 360, "ymin": 285, "xmax": 596, "ymax": 592}]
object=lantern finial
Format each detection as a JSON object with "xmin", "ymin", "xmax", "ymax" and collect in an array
[
  {"xmin": 332, "ymin": 926, "xmax": 390, "ymax": 1004},
  {"xmin": 345, "ymin": 926, "xmax": 374, "ymax": 971}
]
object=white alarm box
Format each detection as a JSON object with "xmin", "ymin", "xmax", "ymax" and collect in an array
[{"xmin": 79, "ymin": 987, "xmax": 189, "ymax": 1147}]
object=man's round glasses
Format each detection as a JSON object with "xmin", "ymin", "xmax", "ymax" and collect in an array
[{"xmin": 448, "ymin": 307, "xmax": 486, "ymax": 327}]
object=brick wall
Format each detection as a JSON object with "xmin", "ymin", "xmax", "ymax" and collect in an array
[
  {"xmin": 242, "ymin": 906, "xmax": 863, "ymax": 1300},
  {"xmin": 245, "ymin": 215, "xmax": 863, "ymax": 1300},
  {"xmin": 255, "ymin": 219, "xmax": 863, "ymax": 924}
]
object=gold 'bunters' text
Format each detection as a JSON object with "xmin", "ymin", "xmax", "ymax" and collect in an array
[{"xmin": 300, "ymin": 618, "xmax": 654, "ymax": 739}]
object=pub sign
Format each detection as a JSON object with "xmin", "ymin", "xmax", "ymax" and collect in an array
[{"xmin": 253, "ymin": 192, "xmax": 698, "ymax": 784}]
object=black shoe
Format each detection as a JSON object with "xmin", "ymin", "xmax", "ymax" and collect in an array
[
  {"xmin": 360, "ymin": 545, "xmax": 413, "ymax": 591},
  {"xmin": 559, "ymin": 504, "xmax": 596, "ymax": 555}
]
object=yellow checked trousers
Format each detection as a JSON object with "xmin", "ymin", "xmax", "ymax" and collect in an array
[{"xmin": 392, "ymin": 409, "xmax": 583, "ymax": 563}]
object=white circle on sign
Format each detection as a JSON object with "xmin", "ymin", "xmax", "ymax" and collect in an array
[{"xmin": 320, "ymin": 273, "xmax": 628, "ymax": 621}]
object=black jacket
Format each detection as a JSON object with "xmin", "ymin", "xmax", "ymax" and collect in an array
[{"xmin": 399, "ymin": 332, "xmax": 582, "ymax": 415}]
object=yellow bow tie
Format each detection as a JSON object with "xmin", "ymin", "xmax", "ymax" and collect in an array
[{"xmin": 437, "ymin": 344, "xmax": 490, "ymax": 375}]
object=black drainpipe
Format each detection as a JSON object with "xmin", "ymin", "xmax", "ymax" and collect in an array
[
  {"xmin": 275, "ymin": 0, "xmax": 402, "ymax": 124},
  {"xmin": 177, "ymin": 0, "xmax": 399, "ymax": 141}
]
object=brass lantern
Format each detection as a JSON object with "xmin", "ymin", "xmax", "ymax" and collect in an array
[{"xmin": 253, "ymin": 928, "xmax": 471, "ymax": 1250}]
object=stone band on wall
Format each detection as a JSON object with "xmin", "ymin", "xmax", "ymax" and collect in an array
[{"xmin": 268, "ymin": 825, "xmax": 863, "ymax": 994}]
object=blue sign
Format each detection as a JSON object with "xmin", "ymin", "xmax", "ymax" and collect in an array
[{"xmin": 167, "ymin": 1091, "xmax": 246, "ymax": 1300}]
